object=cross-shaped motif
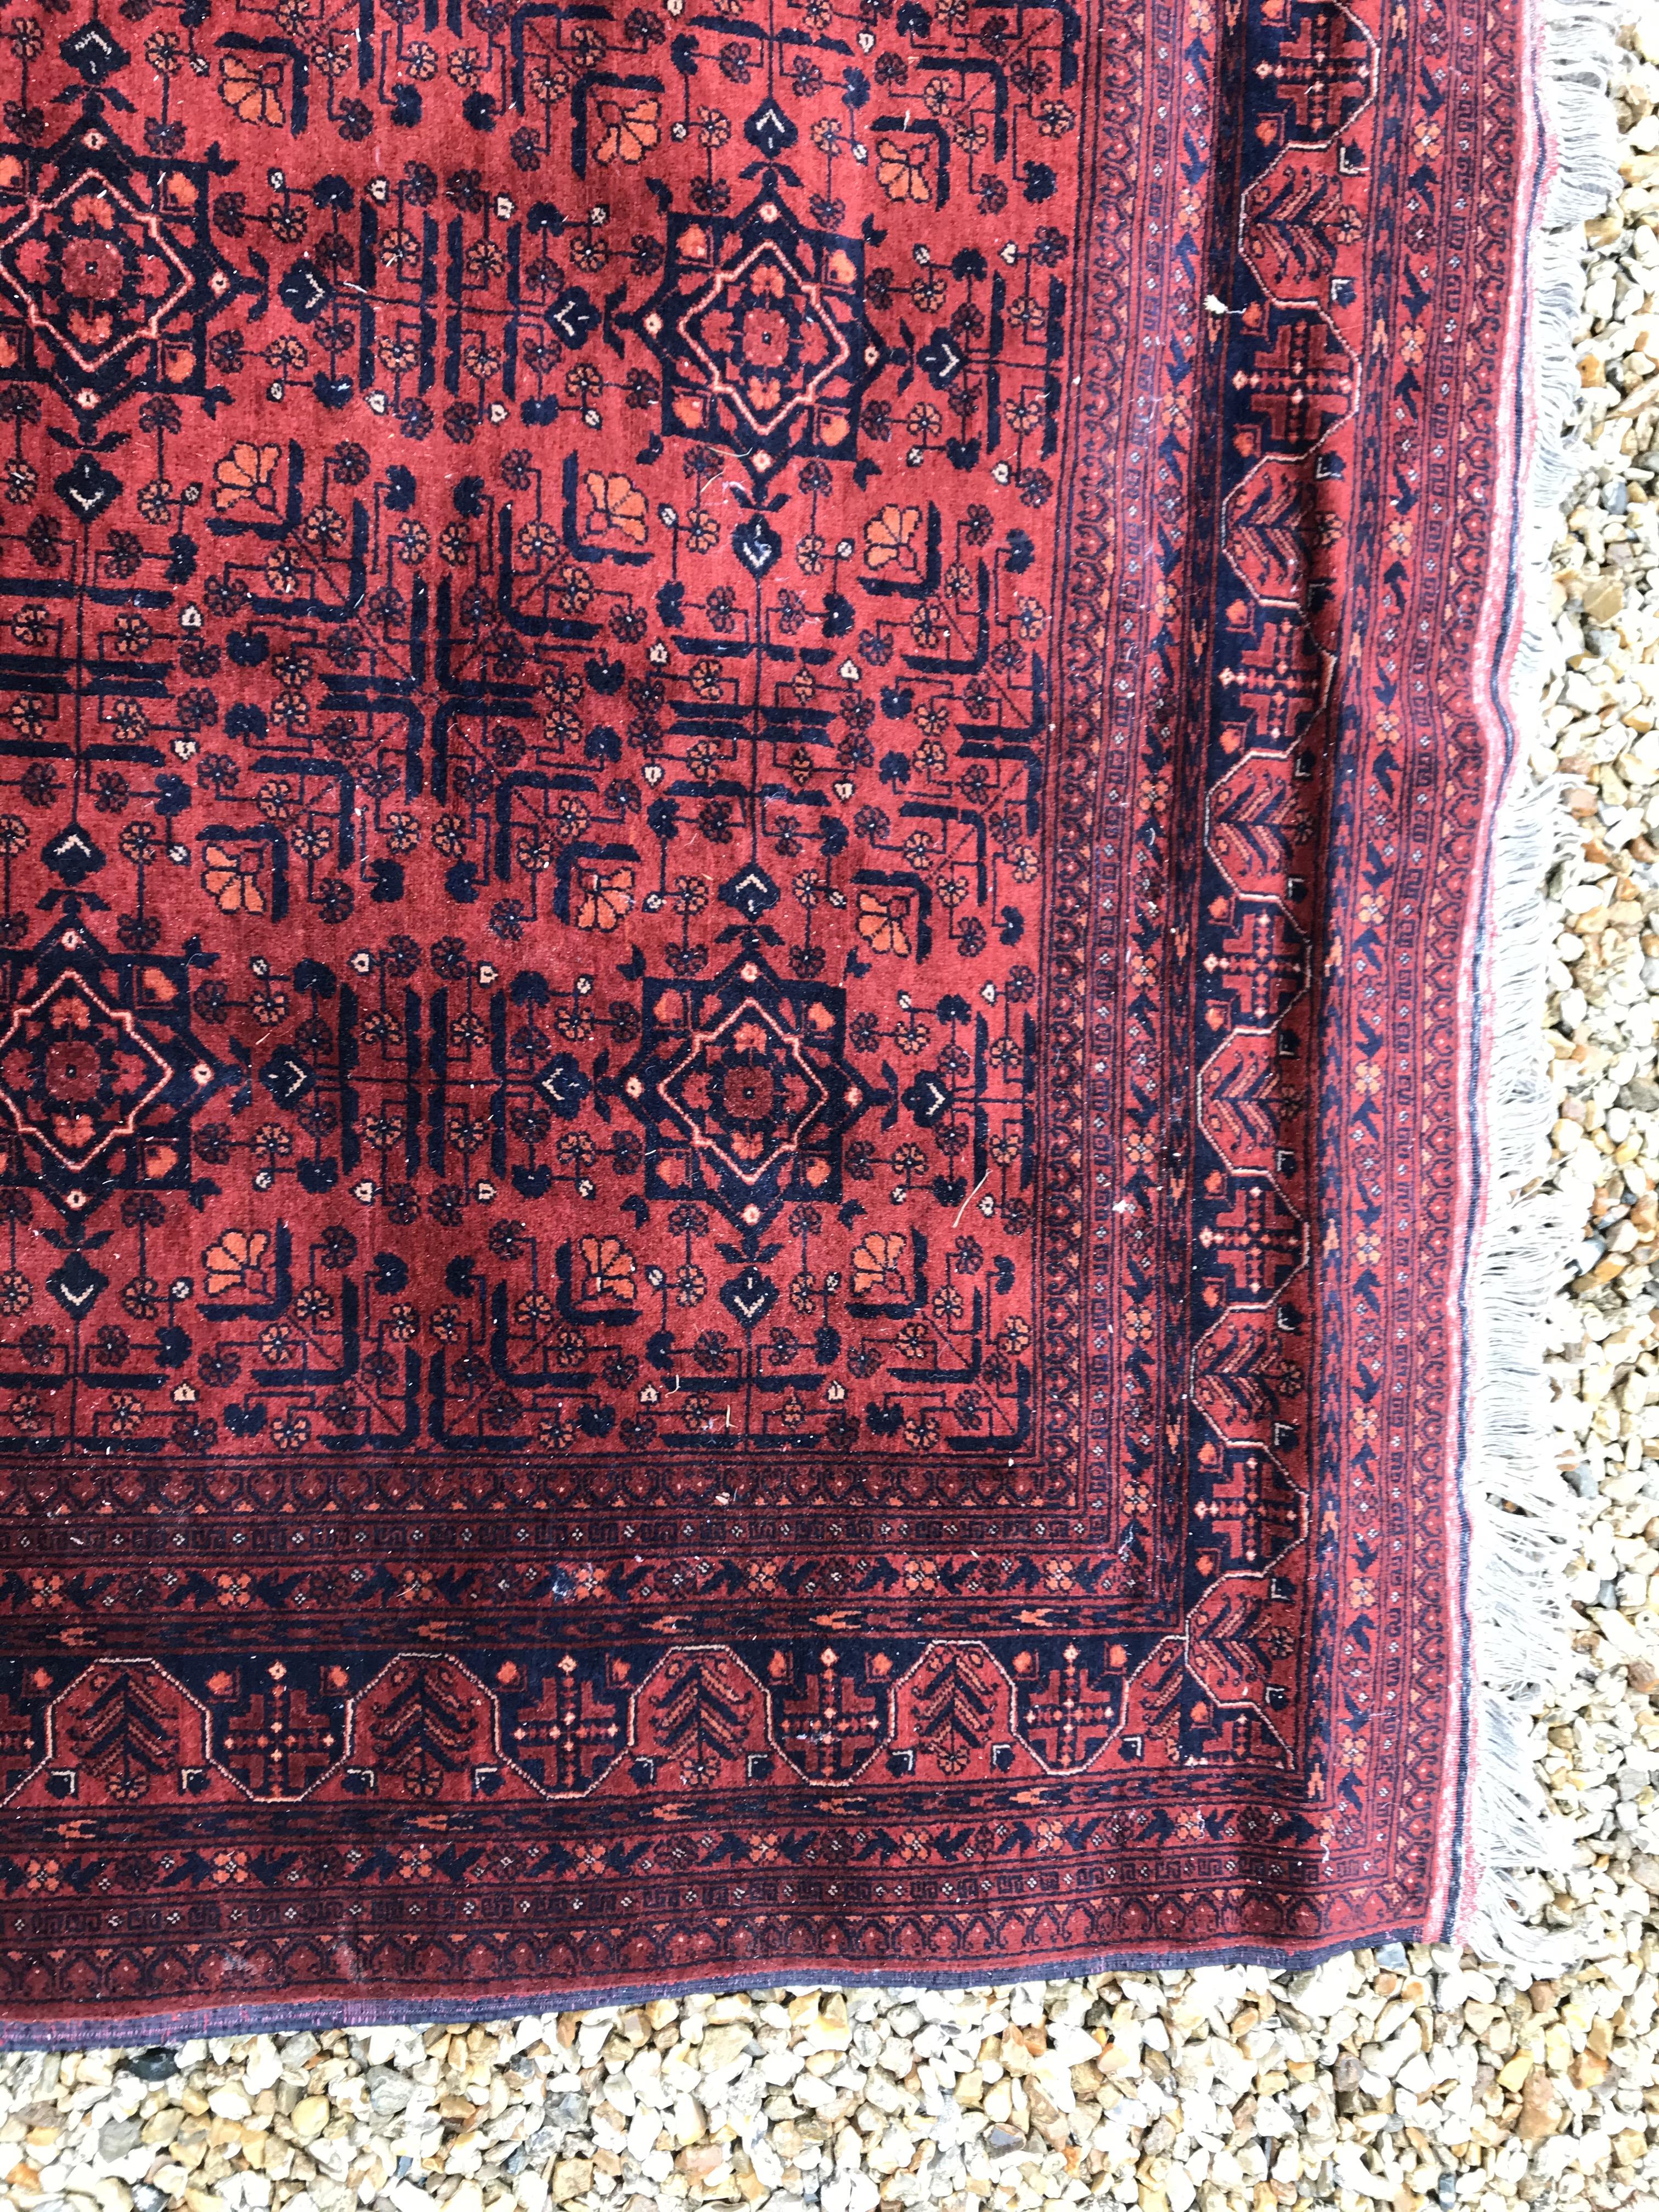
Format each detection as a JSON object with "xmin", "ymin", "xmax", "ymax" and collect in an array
[
  {"xmin": 1226, "ymin": 615, "xmax": 1328, "ymax": 747},
  {"xmin": 1015, "ymin": 1644, "xmax": 1120, "ymax": 1771},
  {"xmin": 1192, "ymin": 1439, "xmax": 1304, "ymax": 1573},
  {"xmin": 770, "ymin": 1646, "xmax": 886, "ymax": 1784},
  {"xmin": 1204, "ymin": 900, "xmax": 1308, "ymax": 1028},
  {"xmin": 1201, "ymin": 1177, "xmax": 1306, "ymax": 1299},
  {"xmin": 216, "ymin": 1663, "xmax": 338, "ymax": 1799},
  {"xmin": 511, "ymin": 1654, "xmax": 624, "ymax": 1793},
  {"xmin": 1232, "ymin": 317, "xmax": 1355, "ymax": 449},
  {"xmin": 1254, "ymin": 7, "xmax": 1376, "ymax": 139}
]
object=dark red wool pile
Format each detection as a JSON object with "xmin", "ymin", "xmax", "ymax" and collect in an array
[{"xmin": 0, "ymin": 0, "xmax": 1539, "ymax": 2039}]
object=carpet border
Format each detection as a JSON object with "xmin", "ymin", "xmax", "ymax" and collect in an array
[{"xmin": 0, "ymin": 1929, "xmax": 1429, "ymax": 2054}]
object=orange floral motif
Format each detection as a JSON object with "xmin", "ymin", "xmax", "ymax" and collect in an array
[
  {"xmin": 213, "ymin": 443, "xmax": 281, "ymax": 515},
  {"xmin": 69, "ymin": 191, "xmax": 114, "ymax": 233},
  {"xmin": 864, "ymin": 504, "xmax": 921, "ymax": 572},
  {"xmin": 579, "ymin": 1236, "xmax": 636, "ymax": 1304},
  {"xmin": 592, "ymin": 96, "xmax": 661, "ymax": 166},
  {"xmin": 201, "ymin": 844, "xmax": 264, "ymax": 913},
  {"xmin": 582, "ymin": 470, "xmax": 650, "ymax": 545},
  {"xmin": 856, "ymin": 889, "xmax": 912, "ymax": 956},
  {"xmin": 218, "ymin": 53, "xmax": 286, "ymax": 127},
  {"xmin": 575, "ymin": 865, "xmax": 635, "ymax": 933},
  {"xmin": 876, "ymin": 139, "xmax": 932, "ymax": 204},
  {"xmin": 851, "ymin": 1234, "xmax": 909, "ymax": 1298},
  {"xmin": 202, "ymin": 1231, "xmax": 273, "ymax": 1297}
]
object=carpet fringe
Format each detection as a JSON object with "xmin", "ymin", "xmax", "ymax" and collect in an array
[{"xmin": 1460, "ymin": 2, "xmax": 1624, "ymax": 1968}]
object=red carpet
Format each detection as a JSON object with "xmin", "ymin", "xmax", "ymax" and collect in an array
[{"xmin": 0, "ymin": 0, "xmax": 1554, "ymax": 2037}]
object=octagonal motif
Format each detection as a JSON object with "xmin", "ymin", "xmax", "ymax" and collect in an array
[
  {"xmin": 0, "ymin": 914, "xmax": 233, "ymax": 1215},
  {"xmin": 0, "ymin": 103, "xmax": 241, "ymax": 417},
  {"xmin": 634, "ymin": 180, "xmax": 884, "ymax": 477},
  {"xmin": 618, "ymin": 952, "xmax": 871, "ymax": 1229},
  {"xmin": 0, "ymin": 974, "xmax": 173, "ymax": 1170}
]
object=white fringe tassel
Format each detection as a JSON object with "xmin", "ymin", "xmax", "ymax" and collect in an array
[{"xmin": 1462, "ymin": 3, "xmax": 1626, "ymax": 1968}]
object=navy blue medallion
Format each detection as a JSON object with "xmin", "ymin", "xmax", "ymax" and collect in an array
[
  {"xmin": 616, "ymin": 947, "xmax": 868, "ymax": 1229},
  {"xmin": 633, "ymin": 174, "xmax": 883, "ymax": 480}
]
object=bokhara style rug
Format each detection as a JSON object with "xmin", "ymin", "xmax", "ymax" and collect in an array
[{"xmin": 0, "ymin": 0, "xmax": 1587, "ymax": 2041}]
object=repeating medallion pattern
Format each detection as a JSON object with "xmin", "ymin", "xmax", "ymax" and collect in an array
[{"xmin": 0, "ymin": 0, "xmax": 1521, "ymax": 2032}]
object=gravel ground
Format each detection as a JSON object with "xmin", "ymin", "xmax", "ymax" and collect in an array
[{"xmin": 7, "ymin": 19, "xmax": 1659, "ymax": 2212}]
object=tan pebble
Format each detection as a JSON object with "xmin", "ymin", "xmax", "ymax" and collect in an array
[
  {"xmin": 695, "ymin": 2024, "xmax": 751, "ymax": 2070},
  {"xmin": 1516, "ymin": 2071, "xmax": 1561, "ymax": 2145},
  {"xmin": 550, "ymin": 2160, "xmax": 592, "ymax": 2204},
  {"xmin": 1583, "ymin": 578, "xmax": 1627, "ymax": 623},
  {"xmin": 287, "ymin": 2098, "xmax": 329, "ymax": 2143}
]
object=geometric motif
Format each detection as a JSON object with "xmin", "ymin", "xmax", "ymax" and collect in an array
[
  {"xmin": 0, "ymin": 0, "xmax": 1530, "ymax": 2035},
  {"xmin": 0, "ymin": 98, "xmax": 241, "ymax": 420},
  {"xmin": 635, "ymin": 184, "xmax": 884, "ymax": 477},
  {"xmin": 618, "ymin": 949, "xmax": 868, "ymax": 1228},
  {"xmin": 0, "ymin": 913, "xmax": 231, "ymax": 1214}
]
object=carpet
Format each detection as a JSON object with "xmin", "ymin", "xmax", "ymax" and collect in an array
[{"xmin": 0, "ymin": 0, "xmax": 1587, "ymax": 2040}]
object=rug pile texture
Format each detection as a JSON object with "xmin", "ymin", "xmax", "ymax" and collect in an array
[{"xmin": 0, "ymin": 0, "xmax": 1571, "ymax": 2039}]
